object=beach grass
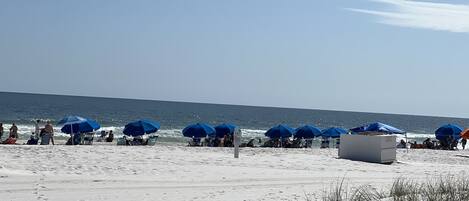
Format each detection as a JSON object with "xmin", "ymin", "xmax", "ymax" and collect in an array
[{"xmin": 313, "ymin": 175, "xmax": 469, "ymax": 201}]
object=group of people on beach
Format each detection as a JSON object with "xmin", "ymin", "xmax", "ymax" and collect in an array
[
  {"xmin": 190, "ymin": 134, "xmax": 235, "ymax": 147},
  {"xmin": 397, "ymin": 136, "xmax": 468, "ymax": 151},
  {"xmin": 30, "ymin": 120, "xmax": 55, "ymax": 145},
  {"xmin": 0, "ymin": 123, "xmax": 18, "ymax": 144},
  {"xmin": 0, "ymin": 120, "xmax": 55, "ymax": 145}
]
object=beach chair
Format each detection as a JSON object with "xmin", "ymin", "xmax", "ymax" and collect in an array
[
  {"xmin": 304, "ymin": 139, "xmax": 313, "ymax": 148},
  {"xmin": 146, "ymin": 136, "xmax": 158, "ymax": 146},
  {"xmin": 40, "ymin": 134, "xmax": 51, "ymax": 145},
  {"xmin": 116, "ymin": 137, "xmax": 127, "ymax": 146},
  {"xmin": 82, "ymin": 133, "xmax": 94, "ymax": 145},
  {"xmin": 130, "ymin": 137, "xmax": 145, "ymax": 146},
  {"xmin": 188, "ymin": 138, "xmax": 201, "ymax": 146},
  {"xmin": 66, "ymin": 134, "xmax": 82, "ymax": 145}
]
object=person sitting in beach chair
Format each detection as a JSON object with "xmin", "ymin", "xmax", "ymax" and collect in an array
[
  {"xmin": 27, "ymin": 132, "xmax": 39, "ymax": 145},
  {"xmin": 2, "ymin": 123, "xmax": 18, "ymax": 144},
  {"xmin": 240, "ymin": 139, "xmax": 256, "ymax": 147},
  {"xmin": 131, "ymin": 136, "xmax": 145, "ymax": 145},
  {"xmin": 222, "ymin": 134, "xmax": 234, "ymax": 147},
  {"xmin": 304, "ymin": 139, "xmax": 313, "ymax": 148},
  {"xmin": 106, "ymin": 131, "xmax": 114, "ymax": 142},
  {"xmin": 320, "ymin": 138, "xmax": 329, "ymax": 148},
  {"xmin": 396, "ymin": 139, "xmax": 406, "ymax": 148},
  {"xmin": 211, "ymin": 137, "xmax": 220, "ymax": 147},
  {"xmin": 66, "ymin": 133, "xmax": 82, "ymax": 145},
  {"xmin": 97, "ymin": 130, "xmax": 106, "ymax": 142},
  {"xmin": 450, "ymin": 139, "xmax": 458, "ymax": 150},
  {"xmin": 288, "ymin": 138, "xmax": 302, "ymax": 148},
  {"xmin": 423, "ymin": 138, "xmax": 434, "ymax": 149},
  {"xmin": 188, "ymin": 137, "xmax": 201, "ymax": 146},
  {"xmin": 261, "ymin": 139, "xmax": 274, "ymax": 147}
]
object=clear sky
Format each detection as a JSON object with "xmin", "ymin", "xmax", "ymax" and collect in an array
[{"xmin": 1, "ymin": 0, "xmax": 468, "ymax": 118}]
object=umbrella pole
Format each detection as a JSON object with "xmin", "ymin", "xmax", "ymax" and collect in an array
[
  {"xmin": 406, "ymin": 132, "xmax": 408, "ymax": 153},
  {"xmin": 71, "ymin": 124, "xmax": 73, "ymax": 145}
]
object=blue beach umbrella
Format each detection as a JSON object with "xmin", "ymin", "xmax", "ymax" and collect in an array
[
  {"xmin": 294, "ymin": 125, "xmax": 322, "ymax": 139},
  {"xmin": 182, "ymin": 123, "xmax": 215, "ymax": 138},
  {"xmin": 58, "ymin": 115, "xmax": 101, "ymax": 134},
  {"xmin": 321, "ymin": 127, "xmax": 348, "ymax": 138},
  {"xmin": 435, "ymin": 124, "xmax": 463, "ymax": 141},
  {"xmin": 123, "ymin": 119, "xmax": 160, "ymax": 136},
  {"xmin": 350, "ymin": 122, "xmax": 405, "ymax": 134},
  {"xmin": 265, "ymin": 124, "xmax": 294, "ymax": 139},
  {"xmin": 214, "ymin": 123, "xmax": 237, "ymax": 138}
]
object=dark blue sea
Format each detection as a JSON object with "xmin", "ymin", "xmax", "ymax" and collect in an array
[{"xmin": 1, "ymin": 92, "xmax": 468, "ymax": 142}]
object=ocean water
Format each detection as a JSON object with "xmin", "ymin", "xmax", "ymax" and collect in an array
[{"xmin": 0, "ymin": 92, "xmax": 468, "ymax": 142}]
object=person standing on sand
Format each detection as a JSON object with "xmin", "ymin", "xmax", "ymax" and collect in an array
[
  {"xmin": 44, "ymin": 121, "xmax": 55, "ymax": 145},
  {"xmin": 462, "ymin": 138, "xmax": 467, "ymax": 150},
  {"xmin": 9, "ymin": 123, "xmax": 18, "ymax": 139},
  {"xmin": 0, "ymin": 123, "xmax": 3, "ymax": 140},
  {"xmin": 34, "ymin": 119, "xmax": 41, "ymax": 138}
]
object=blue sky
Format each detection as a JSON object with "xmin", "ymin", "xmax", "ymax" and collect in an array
[{"xmin": 1, "ymin": 0, "xmax": 468, "ymax": 118}]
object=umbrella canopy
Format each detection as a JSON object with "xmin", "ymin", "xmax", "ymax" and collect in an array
[
  {"xmin": 294, "ymin": 125, "xmax": 322, "ymax": 139},
  {"xmin": 265, "ymin": 124, "xmax": 294, "ymax": 139},
  {"xmin": 123, "ymin": 119, "xmax": 160, "ymax": 136},
  {"xmin": 461, "ymin": 129, "xmax": 469, "ymax": 140},
  {"xmin": 321, "ymin": 127, "xmax": 348, "ymax": 138},
  {"xmin": 350, "ymin": 122, "xmax": 405, "ymax": 134},
  {"xmin": 182, "ymin": 123, "xmax": 215, "ymax": 138},
  {"xmin": 214, "ymin": 123, "xmax": 237, "ymax": 138},
  {"xmin": 435, "ymin": 124, "xmax": 463, "ymax": 141},
  {"xmin": 58, "ymin": 116, "xmax": 88, "ymax": 125},
  {"xmin": 58, "ymin": 116, "xmax": 100, "ymax": 134}
]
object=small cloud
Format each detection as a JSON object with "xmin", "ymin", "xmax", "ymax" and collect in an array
[{"xmin": 348, "ymin": 0, "xmax": 469, "ymax": 33}]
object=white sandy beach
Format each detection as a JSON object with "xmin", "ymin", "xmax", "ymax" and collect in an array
[{"xmin": 0, "ymin": 144, "xmax": 468, "ymax": 201}]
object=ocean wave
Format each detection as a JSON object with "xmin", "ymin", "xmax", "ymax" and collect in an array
[{"xmin": 2, "ymin": 124, "xmax": 438, "ymax": 141}]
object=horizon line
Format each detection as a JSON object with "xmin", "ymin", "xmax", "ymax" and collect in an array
[{"xmin": 0, "ymin": 90, "xmax": 467, "ymax": 120}]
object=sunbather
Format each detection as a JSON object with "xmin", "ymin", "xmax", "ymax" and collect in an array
[
  {"xmin": 320, "ymin": 138, "xmax": 329, "ymax": 148},
  {"xmin": 2, "ymin": 123, "xmax": 18, "ymax": 144},
  {"xmin": 66, "ymin": 133, "xmax": 82, "ymax": 145},
  {"xmin": 222, "ymin": 134, "xmax": 233, "ymax": 147},
  {"xmin": 189, "ymin": 137, "xmax": 201, "ymax": 146},
  {"xmin": 106, "ymin": 131, "xmax": 114, "ymax": 142},
  {"xmin": 397, "ymin": 139, "xmax": 406, "ymax": 148},
  {"xmin": 423, "ymin": 138, "xmax": 434, "ymax": 149},
  {"xmin": 27, "ymin": 132, "xmax": 39, "ymax": 145}
]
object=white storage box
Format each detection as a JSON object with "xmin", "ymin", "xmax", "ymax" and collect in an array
[{"xmin": 339, "ymin": 134, "xmax": 396, "ymax": 164}]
